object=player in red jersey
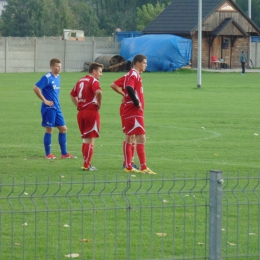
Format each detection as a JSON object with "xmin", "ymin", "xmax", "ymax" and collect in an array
[
  {"xmin": 117, "ymin": 54, "xmax": 156, "ymax": 174},
  {"xmin": 110, "ymin": 74, "xmax": 139, "ymax": 170},
  {"xmin": 70, "ymin": 62, "xmax": 103, "ymax": 171}
]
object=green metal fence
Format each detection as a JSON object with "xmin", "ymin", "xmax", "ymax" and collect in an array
[{"xmin": 0, "ymin": 172, "xmax": 259, "ymax": 260}]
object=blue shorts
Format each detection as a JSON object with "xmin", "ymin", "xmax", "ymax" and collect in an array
[{"xmin": 41, "ymin": 107, "xmax": 65, "ymax": 128}]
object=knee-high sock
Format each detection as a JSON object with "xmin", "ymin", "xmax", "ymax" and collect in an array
[
  {"xmin": 122, "ymin": 141, "xmax": 127, "ymax": 165},
  {"xmin": 123, "ymin": 142, "xmax": 132, "ymax": 169},
  {"xmin": 131, "ymin": 143, "xmax": 135, "ymax": 163},
  {"xmin": 136, "ymin": 143, "xmax": 147, "ymax": 170},
  {"xmin": 58, "ymin": 132, "xmax": 67, "ymax": 155},
  {"xmin": 82, "ymin": 142, "xmax": 86, "ymax": 157},
  {"xmin": 83, "ymin": 143, "xmax": 94, "ymax": 168},
  {"xmin": 44, "ymin": 133, "xmax": 52, "ymax": 156}
]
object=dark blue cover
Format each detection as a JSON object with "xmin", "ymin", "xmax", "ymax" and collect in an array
[{"xmin": 120, "ymin": 34, "xmax": 192, "ymax": 72}]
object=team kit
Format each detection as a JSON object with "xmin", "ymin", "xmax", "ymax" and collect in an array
[{"xmin": 33, "ymin": 55, "xmax": 156, "ymax": 175}]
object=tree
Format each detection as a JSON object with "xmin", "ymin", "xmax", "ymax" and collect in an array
[
  {"xmin": 1, "ymin": 0, "xmax": 40, "ymax": 36},
  {"xmin": 236, "ymin": 0, "xmax": 260, "ymax": 28},
  {"xmin": 88, "ymin": 0, "xmax": 138, "ymax": 34},
  {"xmin": 1, "ymin": 0, "xmax": 79, "ymax": 36},
  {"xmin": 69, "ymin": 0, "xmax": 104, "ymax": 36},
  {"xmin": 136, "ymin": 2, "xmax": 166, "ymax": 31}
]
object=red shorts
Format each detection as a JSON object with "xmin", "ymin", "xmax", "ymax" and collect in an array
[
  {"xmin": 77, "ymin": 109, "xmax": 100, "ymax": 138},
  {"xmin": 124, "ymin": 116, "xmax": 145, "ymax": 135}
]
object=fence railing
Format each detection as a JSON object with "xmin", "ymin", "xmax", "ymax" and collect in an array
[{"xmin": 0, "ymin": 172, "xmax": 259, "ymax": 260}]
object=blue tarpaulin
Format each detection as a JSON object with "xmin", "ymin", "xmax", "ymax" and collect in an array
[{"xmin": 120, "ymin": 34, "xmax": 192, "ymax": 72}]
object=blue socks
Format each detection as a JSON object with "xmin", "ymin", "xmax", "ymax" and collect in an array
[
  {"xmin": 58, "ymin": 132, "xmax": 67, "ymax": 155},
  {"xmin": 44, "ymin": 133, "xmax": 52, "ymax": 156},
  {"xmin": 44, "ymin": 132, "xmax": 67, "ymax": 155}
]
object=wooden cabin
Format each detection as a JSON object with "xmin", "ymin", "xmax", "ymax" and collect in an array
[{"xmin": 142, "ymin": 0, "xmax": 260, "ymax": 69}]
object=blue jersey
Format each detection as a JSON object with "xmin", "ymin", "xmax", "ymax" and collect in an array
[{"xmin": 36, "ymin": 72, "xmax": 61, "ymax": 111}]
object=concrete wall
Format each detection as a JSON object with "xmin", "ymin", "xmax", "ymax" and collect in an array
[
  {"xmin": 0, "ymin": 36, "xmax": 120, "ymax": 73},
  {"xmin": 250, "ymin": 41, "xmax": 260, "ymax": 68}
]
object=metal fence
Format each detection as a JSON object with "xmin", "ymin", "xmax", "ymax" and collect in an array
[{"xmin": 0, "ymin": 171, "xmax": 259, "ymax": 260}]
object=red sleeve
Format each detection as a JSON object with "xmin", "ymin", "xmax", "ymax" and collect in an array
[
  {"xmin": 126, "ymin": 76, "xmax": 136, "ymax": 90},
  {"xmin": 113, "ymin": 76, "xmax": 125, "ymax": 89},
  {"xmin": 92, "ymin": 79, "xmax": 101, "ymax": 93},
  {"xmin": 70, "ymin": 85, "xmax": 77, "ymax": 97}
]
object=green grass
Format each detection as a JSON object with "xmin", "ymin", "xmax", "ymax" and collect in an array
[
  {"xmin": 0, "ymin": 70, "xmax": 259, "ymax": 259},
  {"xmin": 1, "ymin": 69, "xmax": 260, "ymax": 178}
]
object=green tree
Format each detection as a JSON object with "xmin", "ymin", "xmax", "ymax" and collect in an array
[
  {"xmin": 236, "ymin": 0, "xmax": 260, "ymax": 28},
  {"xmin": 69, "ymin": 0, "xmax": 104, "ymax": 36},
  {"xmin": 1, "ymin": 0, "xmax": 78, "ymax": 36},
  {"xmin": 88, "ymin": 0, "xmax": 138, "ymax": 34},
  {"xmin": 1, "ymin": 0, "xmax": 39, "ymax": 36},
  {"xmin": 136, "ymin": 2, "xmax": 166, "ymax": 31}
]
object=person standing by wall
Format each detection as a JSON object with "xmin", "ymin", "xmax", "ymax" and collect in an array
[
  {"xmin": 33, "ymin": 58, "xmax": 76, "ymax": 159},
  {"xmin": 70, "ymin": 62, "xmax": 103, "ymax": 171},
  {"xmin": 240, "ymin": 51, "xmax": 247, "ymax": 75}
]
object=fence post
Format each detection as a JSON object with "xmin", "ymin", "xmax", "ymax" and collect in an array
[{"xmin": 209, "ymin": 170, "xmax": 223, "ymax": 260}]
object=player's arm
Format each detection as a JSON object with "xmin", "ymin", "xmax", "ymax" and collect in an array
[
  {"xmin": 70, "ymin": 95, "xmax": 78, "ymax": 108},
  {"xmin": 33, "ymin": 85, "xmax": 53, "ymax": 107},
  {"xmin": 126, "ymin": 86, "xmax": 142, "ymax": 109},
  {"xmin": 95, "ymin": 90, "xmax": 102, "ymax": 110},
  {"xmin": 110, "ymin": 83, "xmax": 124, "ymax": 96}
]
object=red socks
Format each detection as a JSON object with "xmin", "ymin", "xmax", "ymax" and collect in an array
[
  {"xmin": 123, "ymin": 142, "xmax": 133, "ymax": 169},
  {"xmin": 136, "ymin": 143, "xmax": 147, "ymax": 170},
  {"xmin": 83, "ymin": 143, "xmax": 94, "ymax": 168}
]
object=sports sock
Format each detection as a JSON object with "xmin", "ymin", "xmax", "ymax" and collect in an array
[
  {"xmin": 83, "ymin": 143, "xmax": 94, "ymax": 168},
  {"xmin": 136, "ymin": 143, "xmax": 147, "ymax": 170},
  {"xmin": 131, "ymin": 143, "xmax": 135, "ymax": 164},
  {"xmin": 58, "ymin": 132, "xmax": 67, "ymax": 155},
  {"xmin": 44, "ymin": 133, "xmax": 52, "ymax": 156},
  {"xmin": 123, "ymin": 142, "xmax": 133, "ymax": 169},
  {"xmin": 82, "ymin": 143, "xmax": 86, "ymax": 157},
  {"xmin": 122, "ymin": 141, "xmax": 127, "ymax": 166}
]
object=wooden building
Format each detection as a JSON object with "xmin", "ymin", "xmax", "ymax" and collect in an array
[{"xmin": 142, "ymin": 0, "xmax": 260, "ymax": 69}]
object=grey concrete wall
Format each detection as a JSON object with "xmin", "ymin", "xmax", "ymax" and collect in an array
[
  {"xmin": 0, "ymin": 36, "xmax": 120, "ymax": 73},
  {"xmin": 251, "ymin": 42, "xmax": 260, "ymax": 68}
]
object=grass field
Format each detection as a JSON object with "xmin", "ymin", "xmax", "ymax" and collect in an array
[
  {"xmin": 0, "ymin": 69, "xmax": 259, "ymax": 259},
  {"xmin": 0, "ymin": 69, "xmax": 260, "ymax": 179}
]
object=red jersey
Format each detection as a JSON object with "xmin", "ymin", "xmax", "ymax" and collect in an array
[
  {"xmin": 113, "ymin": 76, "xmax": 126, "ymax": 117},
  {"xmin": 123, "ymin": 69, "xmax": 144, "ymax": 117},
  {"xmin": 113, "ymin": 76, "xmax": 125, "ymax": 91},
  {"xmin": 70, "ymin": 75, "xmax": 101, "ymax": 110}
]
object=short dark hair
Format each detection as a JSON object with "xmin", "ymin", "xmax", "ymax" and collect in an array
[
  {"xmin": 89, "ymin": 62, "xmax": 104, "ymax": 73},
  {"xmin": 132, "ymin": 54, "xmax": 147, "ymax": 66},
  {"xmin": 50, "ymin": 58, "xmax": 61, "ymax": 66}
]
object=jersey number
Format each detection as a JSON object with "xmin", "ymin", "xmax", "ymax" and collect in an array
[{"xmin": 78, "ymin": 82, "xmax": 84, "ymax": 98}]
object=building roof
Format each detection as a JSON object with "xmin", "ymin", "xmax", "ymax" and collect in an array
[
  {"xmin": 143, "ymin": 0, "xmax": 260, "ymax": 36},
  {"xmin": 211, "ymin": 18, "xmax": 248, "ymax": 37}
]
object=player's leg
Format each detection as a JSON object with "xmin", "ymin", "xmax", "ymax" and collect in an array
[
  {"xmin": 122, "ymin": 134, "xmax": 138, "ymax": 169},
  {"xmin": 123, "ymin": 116, "xmax": 145, "ymax": 172},
  {"xmin": 82, "ymin": 138, "xmax": 97, "ymax": 171},
  {"xmin": 135, "ymin": 134, "xmax": 156, "ymax": 175},
  {"xmin": 44, "ymin": 127, "xmax": 55, "ymax": 159},
  {"xmin": 123, "ymin": 135, "xmax": 133, "ymax": 170},
  {"xmin": 41, "ymin": 108, "xmax": 56, "ymax": 159},
  {"xmin": 56, "ymin": 111, "xmax": 76, "ymax": 159},
  {"xmin": 130, "ymin": 135, "xmax": 139, "ymax": 169},
  {"xmin": 78, "ymin": 109, "xmax": 99, "ymax": 171}
]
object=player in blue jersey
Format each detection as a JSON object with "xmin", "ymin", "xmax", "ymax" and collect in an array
[{"xmin": 33, "ymin": 58, "xmax": 76, "ymax": 159}]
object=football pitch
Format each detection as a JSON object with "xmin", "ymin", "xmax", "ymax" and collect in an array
[
  {"xmin": 0, "ymin": 69, "xmax": 260, "ymax": 259},
  {"xmin": 0, "ymin": 69, "xmax": 259, "ymax": 179}
]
